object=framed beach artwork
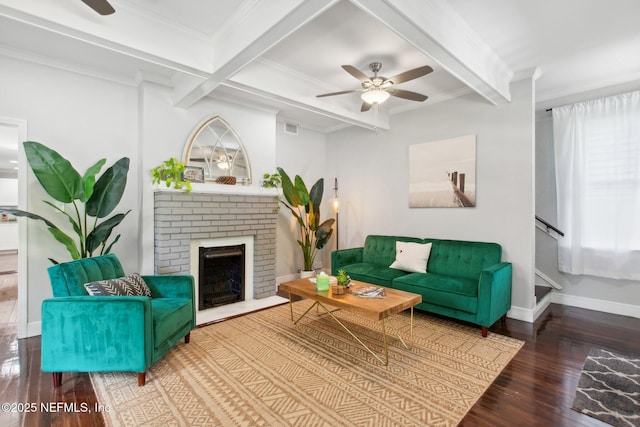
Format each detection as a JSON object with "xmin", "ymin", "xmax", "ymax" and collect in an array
[{"xmin": 408, "ymin": 134, "xmax": 476, "ymax": 208}]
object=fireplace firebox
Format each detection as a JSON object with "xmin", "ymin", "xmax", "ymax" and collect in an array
[{"xmin": 198, "ymin": 244, "xmax": 245, "ymax": 311}]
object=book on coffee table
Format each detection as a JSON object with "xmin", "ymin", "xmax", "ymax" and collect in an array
[{"xmin": 350, "ymin": 286, "xmax": 386, "ymax": 298}]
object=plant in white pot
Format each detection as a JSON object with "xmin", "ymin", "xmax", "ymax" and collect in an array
[{"xmin": 277, "ymin": 167, "xmax": 335, "ymax": 277}]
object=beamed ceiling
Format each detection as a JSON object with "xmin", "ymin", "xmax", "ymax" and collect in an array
[{"xmin": 1, "ymin": 0, "xmax": 640, "ymax": 136}]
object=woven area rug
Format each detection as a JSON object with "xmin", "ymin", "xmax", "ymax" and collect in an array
[
  {"xmin": 91, "ymin": 301, "xmax": 523, "ymax": 426},
  {"xmin": 572, "ymin": 348, "xmax": 640, "ymax": 427}
]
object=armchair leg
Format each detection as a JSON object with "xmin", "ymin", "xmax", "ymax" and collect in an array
[
  {"xmin": 185, "ymin": 332, "xmax": 191, "ymax": 344},
  {"xmin": 137, "ymin": 372, "xmax": 146, "ymax": 387},
  {"xmin": 52, "ymin": 372, "xmax": 62, "ymax": 388},
  {"xmin": 481, "ymin": 326, "xmax": 488, "ymax": 337}
]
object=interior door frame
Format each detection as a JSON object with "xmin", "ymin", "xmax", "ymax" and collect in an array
[{"xmin": 0, "ymin": 117, "xmax": 28, "ymax": 338}]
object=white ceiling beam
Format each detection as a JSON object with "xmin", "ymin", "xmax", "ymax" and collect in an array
[
  {"xmin": 350, "ymin": 0, "xmax": 513, "ymax": 104},
  {"xmin": 220, "ymin": 81, "xmax": 390, "ymax": 132},
  {"xmin": 172, "ymin": 0, "xmax": 340, "ymax": 109},
  {"xmin": 226, "ymin": 58, "xmax": 391, "ymax": 130}
]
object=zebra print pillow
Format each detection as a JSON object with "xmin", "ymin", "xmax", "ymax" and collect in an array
[{"xmin": 84, "ymin": 273, "xmax": 152, "ymax": 297}]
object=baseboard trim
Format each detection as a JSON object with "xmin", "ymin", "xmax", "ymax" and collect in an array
[
  {"xmin": 550, "ymin": 292, "xmax": 640, "ymax": 319},
  {"xmin": 507, "ymin": 305, "xmax": 534, "ymax": 323},
  {"xmin": 21, "ymin": 321, "xmax": 41, "ymax": 339},
  {"xmin": 532, "ymin": 294, "xmax": 552, "ymax": 321}
]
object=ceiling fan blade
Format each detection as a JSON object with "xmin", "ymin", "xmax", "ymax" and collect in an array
[
  {"xmin": 81, "ymin": 0, "xmax": 115, "ymax": 15},
  {"xmin": 342, "ymin": 65, "xmax": 371, "ymax": 82},
  {"xmin": 361, "ymin": 102, "xmax": 373, "ymax": 112},
  {"xmin": 316, "ymin": 90, "xmax": 357, "ymax": 98},
  {"xmin": 388, "ymin": 65, "xmax": 433, "ymax": 84},
  {"xmin": 389, "ymin": 89, "xmax": 428, "ymax": 102}
]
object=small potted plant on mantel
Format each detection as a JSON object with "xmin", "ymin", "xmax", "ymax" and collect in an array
[
  {"xmin": 151, "ymin": 157, "xmax": 192, "ymax": 193},
  {"xmin": 332, "ymin": 269, "xmax": 350, "ymax": 295}
]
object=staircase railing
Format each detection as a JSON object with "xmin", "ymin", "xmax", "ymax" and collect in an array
[{"xmin": 535, "ymin": 215, "xmax": 564, "ymax": 237}]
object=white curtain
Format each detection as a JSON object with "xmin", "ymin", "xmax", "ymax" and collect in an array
[{"xmin": 553, "ymin": 91, "xmax": 640, "ymax": 280}]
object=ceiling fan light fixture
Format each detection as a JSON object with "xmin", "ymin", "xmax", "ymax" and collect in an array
[
  {"xmin": 361, "ymin": 89, "xmax": 390, "ymax": 105},
  {"xmin": 216, "ymin": 155, "xmax": 231, "ymax": 170}
]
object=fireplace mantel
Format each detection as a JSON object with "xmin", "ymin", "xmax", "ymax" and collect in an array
[{"xmin": 153, "ymin": 183, "xmax": 279, "ymax": 197}]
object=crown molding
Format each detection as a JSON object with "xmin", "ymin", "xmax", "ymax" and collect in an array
[{"xmin": 0, "ymin": 43, "xmax": 136, "ymax": 86}]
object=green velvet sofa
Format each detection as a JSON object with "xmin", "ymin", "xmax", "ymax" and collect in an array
[
  {"xmin": 41, "ymin": 254, "xmax": 195, "ymax": 387},
  {"xmin": 331, "ymin": 235, "xmax": 512, "ymax": 336}
]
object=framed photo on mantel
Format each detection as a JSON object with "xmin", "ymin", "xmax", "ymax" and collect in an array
[
  {"xmin": 182, "ymin": 166, "xmax": 205, "ymax": 183},
  {"xmin": 408, "ymin": 134, "xmax": 476, "ymax": 208}
]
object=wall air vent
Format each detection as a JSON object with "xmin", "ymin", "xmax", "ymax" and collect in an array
[{"xmin": 284, "ymin": 122, "xmax": 298, "ymax": 135}]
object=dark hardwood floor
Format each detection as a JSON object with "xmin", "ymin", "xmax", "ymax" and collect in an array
[
  {"xmin": 2, "ymin": 267, "xmax": 639, "ymax": 426},
  {"xmin": 462, "ymin": 304, "xmax": 640, "ymax": 427}
]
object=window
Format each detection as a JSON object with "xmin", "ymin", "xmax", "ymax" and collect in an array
[{"xmin": 553, "ymin": 91, "xmax": 640, "ymax": 280}]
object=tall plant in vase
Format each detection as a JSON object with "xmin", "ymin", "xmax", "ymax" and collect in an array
[{"xmin": 277, "ymin": 167, "xmax": 335, "ymax": 275}]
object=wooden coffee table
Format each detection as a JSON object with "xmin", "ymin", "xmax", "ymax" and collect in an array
[{"xmin": 278, "ymin": 278, "xmax": 422, "ymax": 366}]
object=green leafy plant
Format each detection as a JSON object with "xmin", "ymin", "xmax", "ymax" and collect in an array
[
  {"xmin": 336, "ymin": 269, "xmax": 350, "ymax": 286},
  {"xmin": 151, "ymin": 157, "xmax": 192, "ymax": 193},
  {"xmin": 261, "ymin": 172, "xmax": 281, "ymax": 188},
  {"xmin": 262, "ymin": 171, "xmax": 282, "ymax": 213},
  {"xmin": 277, "ymin": 167, "xmax": 335, "ymax": 271},
  {"xmin": 0, "ymin": 141, "xmax": 130, "ymax": 264}
]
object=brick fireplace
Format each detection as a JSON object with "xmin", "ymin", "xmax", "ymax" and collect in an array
[{"xmin": 153, "ymin": 189, "xmax": 280, "ymax": 324}]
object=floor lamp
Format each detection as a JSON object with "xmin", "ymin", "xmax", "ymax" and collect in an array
[{"xmin": 332, "ymin": 177, "xmax": 340, "ymax": 250}]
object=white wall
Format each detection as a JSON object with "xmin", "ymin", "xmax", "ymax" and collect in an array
[
  {"xmin": 138, "ymin": 82, "xmax": 278, "ymax": 273},
  {"xmin": 326, "ymin": 78, "xmax": 537, "ymax": 317},
  {"xmin": 0, "ymin": 56, "xmax": 139, "ymax": 333},
  {"xmin": 274, "ymin": 121, "xmax": 331, "ymax": 278}
]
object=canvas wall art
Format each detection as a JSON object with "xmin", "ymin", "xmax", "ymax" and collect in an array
[{"xmin": 409, "ymin": 134, "xmax": 476, "ymax": 208}]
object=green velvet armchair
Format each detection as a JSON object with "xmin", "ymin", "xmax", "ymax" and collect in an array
[{"xmin": 41, "ymin": 254, "xmax": 195, "ymax": 387}]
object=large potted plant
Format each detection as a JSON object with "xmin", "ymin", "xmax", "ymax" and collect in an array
[
  {"xmin": 277, "ymin": 167, "xmax": 335, "ymax": 276},
  {"xmin": 0, "ymin": 141, "xmax": 130, "ymax": 264}
]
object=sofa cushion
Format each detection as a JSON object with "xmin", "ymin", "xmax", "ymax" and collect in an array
[
  {"xmin": 392, "ymin": 273, "xmax": 478, "ymax": 313},
  {"xmin": 340, "ymin": 263, "xmax": 409, "ymax": 287},
  {"xmin": 84, "ymin": 273, "xmax": 152, "ymax": 297},
  {"xmin": 424, "ymin": 239, "xmax": 502, "ymax": 280},
  {"xmin": 362, "ymin": 235, "xmax": 423, "ymax": 266},
  {"xmin": 151, "ymin": 298, "xmax": 193, "ymax": 349},
  {"xmin": 390, "ymin": 241, "xmax": 432, "ymax": 273}
]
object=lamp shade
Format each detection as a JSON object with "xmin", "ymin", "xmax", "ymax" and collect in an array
[
  {"xmin": 361, "ymin": 88, "xmax": 390, "ymax": 105},
  {"xmin": 331, "ymin": 196, "xmax": 340, "ymax": 212}
]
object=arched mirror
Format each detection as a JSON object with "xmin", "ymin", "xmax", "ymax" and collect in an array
[{"xmin": 183, "ymin": 116, "xmax": 252, "ymax": 184}]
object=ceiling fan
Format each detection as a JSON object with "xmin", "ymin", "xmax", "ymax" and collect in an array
[
  {"xmin": 81, "ymin": 0, "xmax": 115, "ymax": 15},
  {"xmin": 317, "ymin": 62, "xmax": 433, "ymax": 112}
]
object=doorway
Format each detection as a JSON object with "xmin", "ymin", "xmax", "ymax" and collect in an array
[
  {"xmin": 0, "ymin": 118, "xmax": 27, "ymax": 337},
  {"xmin": 0, "ymin": 251, "xmax": 18, "ymax": 328}
]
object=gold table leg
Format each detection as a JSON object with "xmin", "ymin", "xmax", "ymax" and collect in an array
[
  {"xmin": 384, "ymin": 306, "xmax": 415, "ymax": 350},
  {"xmin": 316, "ymin": 301, "xmax": 389, "ymax": 365},
  {"xmin": 288, "ymin": 300, "xmax": 417, "ymax": 366}
]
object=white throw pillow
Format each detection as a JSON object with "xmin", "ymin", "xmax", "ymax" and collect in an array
[{"xmin": 389, "ymin": 241, "xmax": 432, "ymax": 273}]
